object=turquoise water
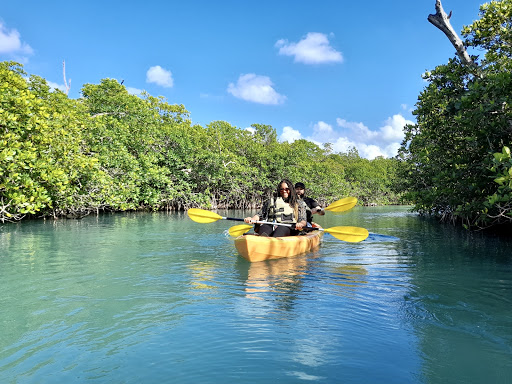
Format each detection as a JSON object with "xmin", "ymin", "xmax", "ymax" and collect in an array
[{"xmin": 0, "ymin": 207, "xmax": 511, "ymax": 383}]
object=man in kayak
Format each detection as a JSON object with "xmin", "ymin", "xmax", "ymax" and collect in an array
[
  {"xmin": 295, "ymin": 182, "xmax": 324, "ymax": 226},
  {"xmin": 244, "ymin": 179, "xmax": 307, "ymax": 237}
]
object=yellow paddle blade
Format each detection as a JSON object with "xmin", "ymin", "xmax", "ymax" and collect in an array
[
  {"xmin": 324, "ymin": 226, "xmax": 369, "ymax": 242},
  {"xmin": 325, "ymin": 197, "xmax": 357, "ymax": 212},
  {"xmin": 187, "ymin": 208, "xmax": 223, "ymax": 223},
  {"xmin": 228, "ymin": 224, "xmax": 253, "ymax": 237}
]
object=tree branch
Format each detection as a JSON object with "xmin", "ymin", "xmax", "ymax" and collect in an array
[{"xmin": 428, "ymin": 0, "xmax": 473, "ymax": 66}]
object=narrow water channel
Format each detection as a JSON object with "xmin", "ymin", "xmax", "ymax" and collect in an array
[{"xmin": 1, "ymin": 207, "xmax": 511, "ymax": 383}]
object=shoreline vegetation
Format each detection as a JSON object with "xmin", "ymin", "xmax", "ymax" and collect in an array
[
  {"xmin": 3, "ymin": 0, "xmax": 512, "ymax": 230},
  {"xmin": 0, "ymin": 61, "xmax": 403, "ymax": 224},
  {"xmin": 398, "ymin": 0, "xmax": 512, "ymax": 229}
]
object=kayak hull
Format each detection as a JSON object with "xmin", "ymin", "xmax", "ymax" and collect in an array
[{"xmin": 234, "ymin": 229, "xmax": 324, "ymax": 262}]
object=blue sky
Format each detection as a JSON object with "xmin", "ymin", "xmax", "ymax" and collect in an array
[{"xmin": 1, "ymin": 0, "xmax": 485, "ymax": 159}]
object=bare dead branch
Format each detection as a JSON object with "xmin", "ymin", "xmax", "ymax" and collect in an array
[{"xmin": 428, "ymin": 0, "xmax": 474, "ymax": 66}]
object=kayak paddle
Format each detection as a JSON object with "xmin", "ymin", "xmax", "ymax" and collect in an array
[
  {"xmin": 229, "ymin": 224, "xmax": 257, "ymax": 237},
  {"xmin": 228, "ymin": 223, "xmax": 369, "ymax": 242},
  {"xmin": 187, "ymin": 208, "xmax": 245, "ymax": 224},
  {"xmin": 188, "ymin": 197, "xmax": 357, "ymax": 224},
  {"xmin": 188, "ymin": 208, "xmax": 303, "ymax": 228},
  {"xmin": 188, "ymin": 207, "xmax": 369, "ymax": 242},
  {"xmin": 324, "ymin": 197, "xmax": 357, "ymax": 212}
]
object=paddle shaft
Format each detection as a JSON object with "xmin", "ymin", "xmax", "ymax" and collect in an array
[
  {"xmin": 221, "ymin": 215, "xmax": 302, "ymax": 229},
  {"xmin": 221, "ymin": 216, "xmax": 245, "ymax": 222},
  {"xmin": 236, "ymin": 218, "xmax": 295, "ymax": 228},
  {"xmin": 245, "ymin": 220, "xmax": 323, "ymax": 231}
]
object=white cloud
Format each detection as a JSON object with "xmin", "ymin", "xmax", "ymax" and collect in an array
[
  {"xmin": 282, "ymin": 113, "xmax": 413, "ymax": 160},
  {"xmin": 378, "ymin": 114, "xmax": 412, "ymax": 142},
  {"xmin": 126, "ymin": 86, "xmax": 143, "ymax": 95},
  {"xmin": 333, "ymin": 114, "xmax": 413, "ymax": 159},
  {"xmin": 356, "ymin": 143, "xmax": 387, "ymax": 159},
  {"xmin": 245, "ymin": 126, "xmax": 256, "ymax": 134},
  {"xmin": 331, "ymin": 136, "xmax": 358, "ymax": 154},
  {"xmin": 46, "ymin": 81, "xmax": 67, "ymax": 92},
  {"xmin": 227, "ymin": 73, "xmax": 286, "ymax": 105},
  {"xmin": 275, "ymin": 32, "xmax": 343, "ymax": 64},
  {"xmin": 146, "ymin": 65, "xmax": 174, "ymax": 88},
  {"xmin": 336, "ymin": 119, "xmax": 379, "ymax": 141},
  {"xmin": 311, "ymin": 121, "xmax": 336, "ymax": 141},
  {"xmin": 279, "ymin": 126, "xmax": 302, "ymax": 142},
  {"xmin": 0, "ymin": 22, "xmax": 33, "ymax": 56}
]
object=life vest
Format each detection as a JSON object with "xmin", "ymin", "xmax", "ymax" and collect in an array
[{"xmin": 268, "ymin": 197, "xmax": 297, "ymax": 223}]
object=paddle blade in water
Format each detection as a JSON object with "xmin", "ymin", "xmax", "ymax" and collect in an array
[
  {"xmin": 325, "ymin": 197, "xmax": 357, "ymax": 212},
  {"xmin": 228, "ymin": 224, "xmax": 253, "ymax": 237},
  {"xmin": 324, "ymin": 226, "xmax": 369, "ymax": 242},
  {"xmin": 187, "ymin": 208, "xmax": 223, "ymax": 223}
]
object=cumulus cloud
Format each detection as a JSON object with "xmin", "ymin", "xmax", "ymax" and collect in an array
[
  {"xmin": 279, "ymin": 114, "xmax": 414, "ymax": 160},
  {"xmin": 0, "ymin": 22, "xmax": 33, "ymax": 56},
  {"xmin": 126, "ymin": 86, "xmax": 143, "ymax": 95},
  {"xmin": 227, "ymin": 73, "xmax": 286, "ymax": 105},
  {"xmin": 334, "ymin": 115, "xmax": 413, "ymax": 158},
  {"xmin": 146, "ymin": 65, "xmax": 174, "ymax": 88},
  {"xmin": 46, "ymin": 81, "xmax": 67, "ymax": 92},
  {"xmin": 275, "ymin": 32, "xmax": 343, "ymax": 64},
  {"xmin": 279, "ymin": 126, "xmax": 302, "ymax": 142}
]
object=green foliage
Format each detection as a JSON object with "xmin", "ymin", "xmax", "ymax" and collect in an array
[
  {"xmin": 463, "ymin": 0, "xmax": 512, "ymax": 70},
  {"xmin": 0, "ymin": 61, "xmax": 103, "ymax": 221},
  {"xmin": 482, "ymin": 146, "xmax": 512, "ymax": 224},
  {"xmin": 399, "ymin": 0, "xmax": 512, "ymax": 228},
  {"xmin": 1, "ymin": 61, "xmax": 402, "ymax": 223}
]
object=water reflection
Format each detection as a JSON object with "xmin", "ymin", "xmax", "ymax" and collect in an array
[
  {"xmin": 188, "ymin": 262, "xmax": 218, "ymax": 291},
  {"xmin": 329, "ymin": 264, "xmax": 368, "ymax": 289},
  {"xmin": 2, "ymin": 208, "xmax": 512, "ymax": 383},
  {"xmin": 243, "ymin": 256, "xmax": 309, "ymax": 296}
]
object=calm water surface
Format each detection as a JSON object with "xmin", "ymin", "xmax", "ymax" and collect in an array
[{"xmin": 0, "ymin": 207, "xmax": 511, "ymax": 383}]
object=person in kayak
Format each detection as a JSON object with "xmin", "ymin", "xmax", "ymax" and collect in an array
[
  {"xmin": 244, "ymin": 179, "xmax": 307, "ymax": 237},
  {"xmin": 295, "ymin": 182, "xmax": 325, "ymax": 226}
]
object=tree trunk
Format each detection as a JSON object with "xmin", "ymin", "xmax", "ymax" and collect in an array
[{"xmin": 427, "ymin": 0, "xmax": 473, "ymax": 66}]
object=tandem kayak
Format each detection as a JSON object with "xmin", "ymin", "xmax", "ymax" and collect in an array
[{"xmin": 234, "ymin": 228, "xmax": 324, "ymax": 262}]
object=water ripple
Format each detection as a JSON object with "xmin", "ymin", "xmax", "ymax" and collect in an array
[{"xmin": 1, "ymin": 209, "xmax": 511, "ymax": 383}]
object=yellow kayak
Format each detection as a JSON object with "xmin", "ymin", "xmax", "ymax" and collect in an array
[{"xmin": 234, "ymin": 228, "xmax": 324, "ymax": 262}]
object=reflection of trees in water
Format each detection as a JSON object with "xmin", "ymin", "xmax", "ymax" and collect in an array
[{"xmin": 392, "ymin": 217, "xmax": 512, "ymax": 384}]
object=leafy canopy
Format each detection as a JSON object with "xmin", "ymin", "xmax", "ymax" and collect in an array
[{"xmin": 399, "ymin": 0, "xmax": 512, "ymax": 228}]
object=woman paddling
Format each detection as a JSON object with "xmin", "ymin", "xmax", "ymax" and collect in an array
[{"xmin": 244, "ymin": 179, "xmax": 307, "ymax": 237}]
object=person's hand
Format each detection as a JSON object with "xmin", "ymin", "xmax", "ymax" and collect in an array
[
  {"xmin": 295, "ymin": 221, "xmax": 306, "ymax": 230},
  {"xmin": 244, "ymin": 216, "xmax": 258, "ymax": 224}
]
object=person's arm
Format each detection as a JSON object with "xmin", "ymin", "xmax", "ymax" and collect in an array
[
  {"xmin": 244, "ymin": 200, "xmax": 267, "ymax": 223},
  {"xmin": 295, "ymin": 201, "xmax": 307, "ymax": 230},
  {"xmin": 310, "ymin": 198, "xmax": 325, "ymax": 216}
]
